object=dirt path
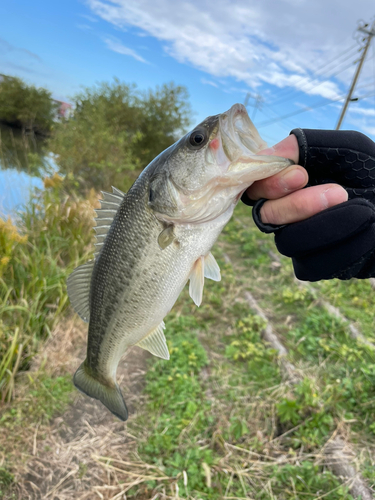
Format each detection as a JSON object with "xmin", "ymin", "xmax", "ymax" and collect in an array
[{"xmin": 11, "ymin": 318, "xmax": 151, "ymax": 500}]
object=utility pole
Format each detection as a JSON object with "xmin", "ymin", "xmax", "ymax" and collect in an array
[
  {"xmin": 244, "ymin": 92, "xmax": 263, "ymax": 121},
  {"xmin": 336, "ymin": 20, "xmax": 375, "ymax": 130}
]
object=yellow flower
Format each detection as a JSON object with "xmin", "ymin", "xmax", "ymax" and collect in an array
[
  {"xmin": 44, "ymin": 172, "xmax": 63, "ymax": 189},
  {"xmin": 1, "ymin": 256, "xmax": 10, "ymax": 266}
]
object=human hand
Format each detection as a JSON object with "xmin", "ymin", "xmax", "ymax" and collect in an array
[
  {"xmin": 242, "ymin": 134, "xmax": 348, "ymax": 225},
  {"xmin": 242, "ymin": 129, "xmax": 375, "ymax": 281}
]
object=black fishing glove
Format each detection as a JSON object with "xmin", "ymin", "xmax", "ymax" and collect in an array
[{"xmin": 243, "ymin": 129, "xmax": 375, "ymax": 281}]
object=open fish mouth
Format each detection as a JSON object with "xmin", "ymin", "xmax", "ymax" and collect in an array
[
  {"xmin": 216, "ymin": 103, "xmax": 293, "ymax": 180},
  {"xmin": 219, "ymin": 103, "xmax": 268, "ymax": 163}
]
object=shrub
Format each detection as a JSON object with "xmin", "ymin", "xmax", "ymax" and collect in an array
[
  {"xmin": 0, "ymin": 76, "xmax": 57, "ymax": 134},
  {"xmin": 48, "ymin": 80, "xmax": 192, "ymax": 193}
]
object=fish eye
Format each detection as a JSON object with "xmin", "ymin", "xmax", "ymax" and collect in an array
[{"xmin": 189, "ymin": 129, "xmax": 207, "ymax": 149}]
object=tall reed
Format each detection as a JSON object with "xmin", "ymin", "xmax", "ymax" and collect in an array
[{"xmin": 0, "ymin": 176, "xmax": 96, "ymax": 401}]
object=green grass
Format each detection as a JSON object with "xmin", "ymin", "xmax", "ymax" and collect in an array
[
  {"xmin": 0, "ymin": 372, "xmax": 73, "ymax": 430},
  {"xmin": 0, "ymin": 467, "xmax": 14, "ymax": 499},
  {"xmin": 128, "ymin": 202, "xmax": 375, "ymax": 498},
  {"xmin": 318, "ymin": 278, "xmax": 375, "ymax": 340},
  {"xmin": 137, "ymin": 316, "xmax": 215, "ymax": 496},
  {"xmin": 116, "ymin": 203, "xmax": 367, "ymax": 498}
]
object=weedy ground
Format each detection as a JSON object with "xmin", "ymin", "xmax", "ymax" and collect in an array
[{"xmin": 1, "ymin": 196, "xmax": 375, "ymax": 499}]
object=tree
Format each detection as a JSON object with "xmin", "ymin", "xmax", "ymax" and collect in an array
[
  {"xmin": 48, "ymin": 80, "xmax": 192, "ymax": 193},
  {"xmin": 0, "ymin": 76, "xmax": 57, "ymax": 135}
]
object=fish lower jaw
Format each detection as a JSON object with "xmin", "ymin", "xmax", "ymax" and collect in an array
[{"xmin": 226, "ymin": 156, "xmax": 293, "ymax": 182}]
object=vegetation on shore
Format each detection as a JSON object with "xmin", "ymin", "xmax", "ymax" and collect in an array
[
  {"xmin": 0, "ymin": 77, "xmax": 192, "ymax": 189},
  {"xmin": 0, "ymin": 77, "xmax": 58, "ymax": 135},
  {"xmin": 0, "ymin": 176, "xmax": 95, "ymax": 403},
  {"xmin": 48, "ymin": 80, "xmax": 192, "ymax": 193}
]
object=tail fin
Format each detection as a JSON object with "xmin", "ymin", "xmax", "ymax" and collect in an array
[{"xmin": 73, "ymin": 362, "xmax": 128, "ymax": 421}]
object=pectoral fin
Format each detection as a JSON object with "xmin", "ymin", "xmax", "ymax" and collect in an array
[
  {"xmin": 136, "ymin": 322, "xmax": 169, "ymax": 359},
  {"xmin": 158, "ymin": 225, "xmax": 175, "ymax": 250},
  {"xmin": 189, "ymin": 256, "xmax": 205, "ymax": 307},
  {"xmin": 204, "ymin": 252, "xmax": 221, "ymax": 282}
]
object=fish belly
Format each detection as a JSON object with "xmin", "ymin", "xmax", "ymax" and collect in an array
[{"xmin": 90, "ymin": 209, "xmax": 231, "ymax": 380}]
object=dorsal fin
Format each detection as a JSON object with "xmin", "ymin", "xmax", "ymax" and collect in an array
[
  {"xmin": 67, "ymin": 187, "xmax": 126, "ymax": 322},
  {"xmin": 93, "ymin": 186, "xmax": 125, "ymax": 255}
]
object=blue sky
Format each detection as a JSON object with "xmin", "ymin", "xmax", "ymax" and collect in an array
[{"xmin": 0, "ymin": 0, "xmax": 375, "ymax": 148}]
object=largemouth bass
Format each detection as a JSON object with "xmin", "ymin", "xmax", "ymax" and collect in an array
[{"xmin": 67, "ymin": 103, "xmax": 292, "ymax": 421}]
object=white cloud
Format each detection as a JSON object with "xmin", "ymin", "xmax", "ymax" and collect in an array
[
  {"xmin": 103, "ymin": 36, "xmax": 148, "ymax": 63},
  {"xmin": 86, "ymin": 0, "xmax": 375, "ymax": 139},
  {"xmin": 201, "ymin": 78, "xmax": 218, "ymax": 88},
  {"xmin": 348, "ymin": 106, "xmax": 375, "ymax": 117},
  {"xmin": 87, "ymin": 0, "xmax": 374, "ymax": 100},
  {"xmin": 77, "ymin": 24, "xmax": 94, "ymax": 31},
  {"xmin": 79, "ymin": 13, "xmax": 99, "ymax": 23}
]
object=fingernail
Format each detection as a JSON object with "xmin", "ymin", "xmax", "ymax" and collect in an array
[
  {"xmin": 279, "ymin": 168, "xmax": 307, "ymax": 191},
  {"xmin": 321, "ymin": 186, "xmax": 348, "ymax": 209}
]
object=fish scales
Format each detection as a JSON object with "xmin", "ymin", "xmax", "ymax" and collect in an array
[
  {"xmin": 67, "ymin": 103, "xmax": 292, "ymax": 420},
  {"xmin": 89, "ymin": 170, "xmax": 226, "ymax": 377}
]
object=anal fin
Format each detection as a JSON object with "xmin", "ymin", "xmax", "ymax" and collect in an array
[{"xmin": 136, "ymin": 322, "xmax": 169, "ymax": 360}]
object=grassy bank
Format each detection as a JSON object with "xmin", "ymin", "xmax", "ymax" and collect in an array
[
  {"xmin": 1, "ymin": 192, "xmax": 375, "ymax": 498},
  {"xmin": 111, "ymin": 203, "xmax": 374, "ymax": 499}
]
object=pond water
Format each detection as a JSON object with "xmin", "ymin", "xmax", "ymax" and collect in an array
[
  {"xmin": 0, "ymin": 123, "xmax": 53, "ymax": 218},
  {"xmin": 0, "ymin": 169, "xmax": 43, "ymax": 218}
]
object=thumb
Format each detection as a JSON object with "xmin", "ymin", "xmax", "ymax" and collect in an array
[{"xmin": 258, "ymin": 135, "xmax": 299, "ymax": 164}]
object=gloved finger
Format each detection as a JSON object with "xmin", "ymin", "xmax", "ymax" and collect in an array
[
  {"xmin": 290, "ymin": 129, "xmax": 375, "ymax": 190},
  {"xmin": 260, "ymin": 183, "xmax": 348, "ymax": 225},
  {"xmin": 245, "ymin": 165, "xmax": 308, "ymax": 202},
  {"xmin": 274, "ymin": 198, "xmax": 375, "ymax": 281}
]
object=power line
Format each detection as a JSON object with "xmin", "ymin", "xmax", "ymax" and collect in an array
[
  {"xmin": 268, "ymin": 43, "xmax": 358, "ymax": 101},
  {"xmin": 267, "ymin": 43, "xmax": 360, "ymax": 104},
  {"xmin": 258, "ymin": 91, "xmax": 375, "ymax": 129},
  {"xmin": 356, "ymin": 90, "xmax": 375, "ymax": 100},
  {"xmin": 270, "ymin": 55, "xmax": 358, "ymax": 107},
  {"xmin": 355, "ymin": 81, "xmax": 375, "ymax": 91},
  {"xmin": 255, "ymin": 104, "xmax": 292, "ymax": 132},
  {"xmin": 257, "ymin": 102, "xmax": 296, "ymax": 131},
  {"xmin": 244, "ymin": 92, "xmax": 294, "ymax": 130},
  {"xmin": 258, "ymin": 96, "xmax": 344, "ymax": 127}
]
